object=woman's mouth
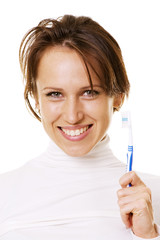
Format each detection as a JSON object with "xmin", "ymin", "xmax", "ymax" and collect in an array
[{"xmin": 58, "ymin": 124, "xmax": 93, "ymax": 141}]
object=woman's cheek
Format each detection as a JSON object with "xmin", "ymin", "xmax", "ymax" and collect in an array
[{"xmin": 41, "ymin": 101, "xmax": 60, "ymax": 122}]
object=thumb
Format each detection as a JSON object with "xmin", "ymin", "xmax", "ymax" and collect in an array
[{"xmin": 120, "ymin": 212, "xmax": 132, "ymax": 229}]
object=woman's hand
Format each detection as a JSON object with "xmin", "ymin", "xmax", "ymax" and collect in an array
[{"xmin": 117, "ymin": 171, "xmax": 158, "ymax": 238}]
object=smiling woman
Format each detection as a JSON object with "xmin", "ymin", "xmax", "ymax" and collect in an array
[
  {"xmin": 0, "ymin": 14, "xmax": 160, "ymax": 240},
  {"xmin": 35, "ymin": 46, "xmax": 118, "ymax": 156}
]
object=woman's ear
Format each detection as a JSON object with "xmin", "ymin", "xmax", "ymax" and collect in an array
[
  {"xmin": 113, "ymin": 94, "xmax": 125, "ymax": 111},
  {"xmin": 34, "ymin": 93, "xmax": 41, "ymax": 115},
  {"xmin": 35, "ymin": 100, "xmax": 40, "ymax": 115}
]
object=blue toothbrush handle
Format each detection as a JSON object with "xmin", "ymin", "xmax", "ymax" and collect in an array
[{"xmin": 127, "ymin": 145, "xmax": 133, "ymax": 187}]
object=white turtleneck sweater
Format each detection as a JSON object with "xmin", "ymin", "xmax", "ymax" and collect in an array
[{"xmin": 0, "ymin": 136, "xmax": 160, "ymax": 240}]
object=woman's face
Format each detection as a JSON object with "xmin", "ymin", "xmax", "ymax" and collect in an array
[{"xmin": 36, "ymin": 46, "xmax": 119, "ymax": 156}]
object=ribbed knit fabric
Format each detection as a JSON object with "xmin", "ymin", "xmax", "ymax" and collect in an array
[{"xmin": 0, "ymin": 135, "xmax": 160, "ymax": 239}]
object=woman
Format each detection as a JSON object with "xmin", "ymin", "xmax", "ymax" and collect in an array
[{"xmin": 0, "ymin": 15, "xmax": 159, "ymax": 239}]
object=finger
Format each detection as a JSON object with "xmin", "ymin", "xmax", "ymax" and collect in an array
[
  {"xmin": 117, "ymin": 185, "xmax": 151, "ymax": 198},
  {"xmin": 118, "ymin": 191, "xmax": 152, "ymax": 207},
  {"xmin": 117, "ymin": 186, "xmax": 141, "ymax": 198},
  {"xmin": 120, "ymin": 197, "xmax": 153, "ymax": 222},
  {"xmin": 120, "ymin": 199, "xmax": 146, "ymax": 221},
  {"xmin": 119, "ymin": 171, "xmax": 144, "ymax": 188}
]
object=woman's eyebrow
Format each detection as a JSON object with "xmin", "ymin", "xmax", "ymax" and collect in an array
[
  {"xmin": 42, "ymin": 87, "xmax": 63, "ymax": 91},
  {"xmin": 80, "ymin": 85, "xmax": 103, "ymax": 90},
  {"xmin": 42, "ymin": 85, "xmax": 103, "ymax": 91}
]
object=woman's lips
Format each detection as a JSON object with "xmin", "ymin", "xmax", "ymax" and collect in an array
[{"xmin": 58, "ymin": 124, "xmax": 93, "ymax": 141}]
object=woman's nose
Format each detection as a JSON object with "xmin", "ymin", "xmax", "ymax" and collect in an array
[{"xmin": 62, "ymin": 97, "xmax": 84, "ymax": 124}]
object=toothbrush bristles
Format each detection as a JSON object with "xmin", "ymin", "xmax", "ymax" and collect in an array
[{"xmin": 121, "ymin": 111, "xmax": 131, "ymax": 128}]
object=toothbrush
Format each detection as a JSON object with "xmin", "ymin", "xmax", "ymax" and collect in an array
[{"xmin": 122, "ymin": 111, "xmax": 133, "ymax": 187}]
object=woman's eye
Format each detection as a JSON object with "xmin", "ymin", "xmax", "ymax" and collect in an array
[
  {"xmin": 46, "ymin": 92, "xmax": 63, "ymax": 98},
  {"xmin": 83, "ymin": 90, "xmax": 99, "ymax": 97}
]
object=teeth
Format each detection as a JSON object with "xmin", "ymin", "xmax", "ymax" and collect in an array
[
  {"xmin": 80, "ymin": 128, "xmax": 83, "ymax": 134},
  {"xmin": 61, "ymin": 126, "xmax": 89, "ymax": 136},
  {"xmin": 70, "ymin": 130, "xmax": 75, "ymax": 136},
  {"xmin": 75, "ymin": 129, "xmax": 80, "ymax": 135}
]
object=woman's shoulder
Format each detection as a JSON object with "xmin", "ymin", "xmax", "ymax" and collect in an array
[
  {"xmin": 0, "ymin": 156, "xmax": 41, "ymax": 194},
  {"xmin": 0, "ymin": 167, "xmax": 25, "ymax": 215},
  {"xmin": 0, "ymin": 163, "xmax": 29, "ymax": 195},
  {"xmin": 137, "ymin": 171, "xmax": 160, "ymax": 186},
  {"xmin": 136, "ymin": 171, "xmax": 160, "ymax": 195}
]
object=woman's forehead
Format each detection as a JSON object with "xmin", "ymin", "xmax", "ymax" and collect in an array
[{"xmin": 37, "ymin": 46, "xmax": 103, "ymax": 87}]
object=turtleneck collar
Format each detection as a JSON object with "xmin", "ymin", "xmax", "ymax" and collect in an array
[{"xmin": 37, "ymin": 135, "xmax": 123, "ymax": 169}]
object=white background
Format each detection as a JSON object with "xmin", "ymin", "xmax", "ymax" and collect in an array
[{"xmin": 0, "ymin": 0, "xmax": 160, "ymax": 175}]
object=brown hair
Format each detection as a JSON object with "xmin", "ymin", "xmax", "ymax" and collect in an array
[{"xmin": 19, "ymin": 15, "xmax": 130, "ymax": 121}]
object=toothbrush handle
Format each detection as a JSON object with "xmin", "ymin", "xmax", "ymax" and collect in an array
[{"xmin": 127, "ymin": 145, "xmax": 133, "ymax": 187}]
